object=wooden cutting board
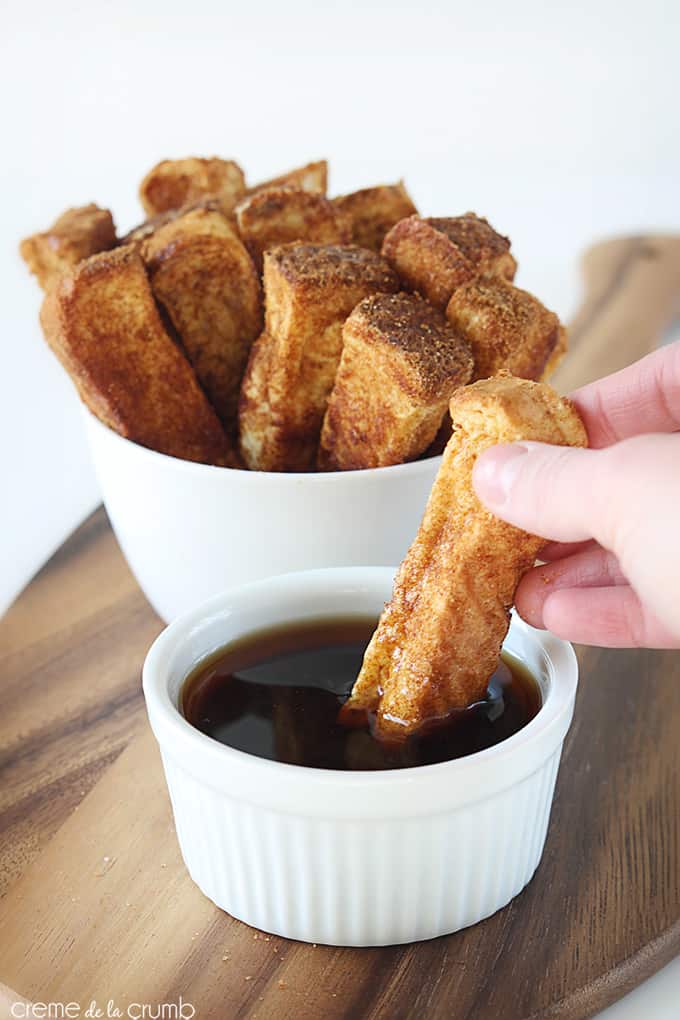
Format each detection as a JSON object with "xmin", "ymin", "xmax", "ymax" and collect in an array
[{"xmin": 1, "ymin": 235, "xmax": 679, "ymax": 1020}]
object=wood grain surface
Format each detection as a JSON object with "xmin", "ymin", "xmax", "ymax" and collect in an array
[
  {"xmin": 0, "ymin": 235, "xmax": 679, "ymax": 1020},
  {"xmin": 551, "ymin": 233, "xmax": 680, "ymax": 392}
]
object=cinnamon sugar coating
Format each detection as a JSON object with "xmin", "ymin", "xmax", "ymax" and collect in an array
[
  {"xmin": 235, "ymin": 187, "xmax": 352, "ymax": 271},
  {"xmin": 143, "ymin": 206, "xmax": 262, "ymax": 433},
  {"xmin": 248, "ymin": 160, "xmax": 328, "ymax": 195},
  {"xmin": 343, "ymin": 373, "xmax": 587, "ymax": 739},
  {"xmin": 139, "ymin": 157, "xmax": 246, "ymax": 217},
  {"xmin": 333, "ymin": 181, "xmax": 417, "ymax": 252},
  {"xmin": 319, "ymin": 292, "xmax": 473, "ymax": 470},
  {"xmin": 446, "ymin": 277, "xmax": 566, "ymax": 382},
  {"xmin": 39, "ymin": 245, "xmax": 235, "ymax": 466},
  {"xmin": 20, "ymin": 204, "xmax": 116, "ymax": 290},
  {"xmin": 238, "ymin": 244, "xmax": 399, "ymax": 471},
  {"xmin": 382, "ymin": 213, "xmax": 516, "ymax": 309}
]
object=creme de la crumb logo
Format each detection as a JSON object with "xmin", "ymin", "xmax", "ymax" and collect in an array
[{"xmin": 10, "ymin": 999, "xmax": 196, "ymax": 1019}]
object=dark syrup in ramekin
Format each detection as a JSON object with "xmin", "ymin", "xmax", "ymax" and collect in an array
[{"xmin": 182, "ymin": 617, "xmax": 541, "ymax": 770}]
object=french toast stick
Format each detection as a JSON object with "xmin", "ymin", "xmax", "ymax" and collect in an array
[
  {"xmin": 382, "ymin": 213, "xmax": 516, "ymax": 309},
  {"xmin": 119, "ymin": 209, "xmax": 178, "ymax": 248},
  {"xmin": 342, "ymin": 373, "xmax": 587, "ymax": 740},
  {"xmin": 143, "ymin": 206, "xmax": 263, "ymax": 432},
  {"xmin": 238, "ymin": 244, "xmax": 399, "ymax": 471},
  {"xmin": 39, "ymin": 245, "xmax": 235, "ymax": 466},
  {"xmin": 318, "ymin": 293, "xmax": 473, "ymax": 470},
  {"xmin": 119, "ymin": 196, "xmax": 230, "ymax": 249},
  {"xmin": 333, "ymin": 182, "xmax": 417, "ymax": 252},
  {"xmin": 139, "ymin": 157, "xmax": 246, "ymax": 217},
  {"xmin": 446, "ymin": 277, "xmax": 566, "ymax": 382},
  {"xmin": 248, "ymin": 160, "xmax": 328, "ymax": 195},
  {"xmin": 235, "ymin": 187, "xmax": 352, "ymax": 271},
  {"xmin": 20, "ymin": 205, "xmax": 116, "ymax": 290}
]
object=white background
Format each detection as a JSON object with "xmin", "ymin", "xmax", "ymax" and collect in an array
[{"xmin": 1, "ymin": 1, "xmax": 679, "ymax": 1013}]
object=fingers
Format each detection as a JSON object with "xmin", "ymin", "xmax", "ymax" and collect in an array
[
  {"xmin": 571, "ymin": 340, "xmax": 680, "ymax": 448},
  {"xmin": 477, "ymin": 432, "xmax": 680, "ymax": 644},
  {"xmin": 472, "ymin": 433, "xmax": 680, "ymax": 552},
  {"xmin": 539, "ymin": 539, "xmax": 598, "ymax": 562},
  {"xmin": 515, "ymin": 545, "xmax": 627, "ymax": 628},
  {"xmin": 474, "ymin": 433, "xmax": 680, "ymax": 645},
  {"xmin": 472, "ymin": 441, "xmax": 610, "ymax": 545},
  {"xmin": 536, "ymin": 585, "xmax": 680, "ymax": 649}
]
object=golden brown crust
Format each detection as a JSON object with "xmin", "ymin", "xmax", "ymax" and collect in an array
[
  {"xmin": 541, "ymin": 325, "xmax": 568, "ymax": 380},
  {"xmin": 142, "ymin": 207, "xmax": 263, "ymax": 434},
  {"xmin": 20, "ymin": 205, "xmax": 116, "ymax": 290},
  {"xmin": 264, "ymin": 242, "xmax": 401, "ymax": 293},
  {"xmin": 343, "ymin": 372, "xmax": 587, "ymax": 739},
  {"xmin": 119, "ymin": 209, "xmax": 178, "ymax": 247},
  {"xmin": 427, "ymin": 215, "xmax": 514, "ymax": 270},
  {"xmin": 333, "ymin": 181, "xmax": 418, "ymax": 252},
  {"xmin": 139, "ymin": 157, "xmax": 246, "ymax": 217},
  {"xmin": 318, "ymin": 293, "xmax": 473, "ymax": 470},
  {"xmin": 39, "ymin": 245, "xmax": 235, "ymax": 466},
  {"xmin": 119, "ymin": 196, "xmax": 230, "ymax": 248},
  {"xmin": 248, "ymin": 160, "xmax": 328, "ymax": 195},
  {"xmin": 238, "ymin": 244, "xmax": 399, "ymax": 471},
  {"xmin": 235, "ymin": 187, "xmax": 353, "ymax": 271},
  {"xmin": 381, "ymin": 213, "xmax": 516, "ymax": 310},
  {"xmin": 445, "ymin": 277, "xmax": 565, "ymax": 382}
]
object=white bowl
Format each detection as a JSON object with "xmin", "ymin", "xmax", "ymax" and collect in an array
[
  {"xmin": 142, "ymin": 566, "xmax": 578, "ymax": 947},
  {"xmin": 83, "ymin": 411, "xmax": 442, "ymax": 622}
]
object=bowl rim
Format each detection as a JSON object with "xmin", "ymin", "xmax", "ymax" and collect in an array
[
  {"xmin": 83, "ymin": 406, "xmax": 443, "ymax": 484},
  {"xmin": 142, "ymin": 566, "xmax": 578, "ymax": 813}
]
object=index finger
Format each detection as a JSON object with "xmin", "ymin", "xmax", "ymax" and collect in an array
[{"xmin": 570, "ymin": 340, "xmax": 680, "ymax": 448}]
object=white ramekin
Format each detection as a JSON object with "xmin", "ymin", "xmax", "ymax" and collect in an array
[
  {"xmin": 142, "ymin": 567, "xmax": 578, "ymax": 947},
  {"xmin": 83, "ymin": 410, "xmax": 441, "ymax": 623}
]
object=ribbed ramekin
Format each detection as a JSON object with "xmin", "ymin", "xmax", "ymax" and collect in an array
[{"xmin": 142, "ymin": 567, "xmax": 578, "ymax": 947}]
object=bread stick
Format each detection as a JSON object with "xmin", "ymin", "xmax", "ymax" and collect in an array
[
  {"xmin": 248, "ymin": 160, "xmax": 328, "ymax": 195},
  {"xmin": 143, "ymin": 205, "xmax": 262, "ymax": 433},
  {"xmin": 238, "ymin": 243, "xmax": 399, "ymax": 471},
  {"xmin": 382, "ymin": 213, "xmax": 516, "ymax": 309},
  {"xmin": 20, "ymin": 204, "xmax": 116, "ymax": 290},
  {"xmin": 139, "ymin": 157, "xmax": 246, "ymax": 217},
  {"xmin": 318, "ymin": 292, "xmax": 473, "ymax": 470},
  {"xmin": 342, "ymin": 373, "xmax": 587, "ymax": 740},
  {"xmin": 235, "ymin": 187, "xmax": 352, "ymax": 271},
  {"xmin": 333, "ymin": 182, "xmax": 417, "ymax": 252},
  {"xmin": 39, "ymin": 245, "xmax": 235, "ymax": 466},
  {"xmin": 446, "ymin": 277, "xmax": 566, "ymax": 382}
]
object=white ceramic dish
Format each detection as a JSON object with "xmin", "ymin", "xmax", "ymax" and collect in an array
[
  {"xmin": 142, "ymin": 566, "xmax": 578, "ymax": 947},
  {"xmin": 83, "ymin": 411, "xmax": 442, "ymax": 623}
]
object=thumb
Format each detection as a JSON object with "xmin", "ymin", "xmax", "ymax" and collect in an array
[{"xmin": 472, "ymin": 442, "xmax": 611, "ymax": 546}]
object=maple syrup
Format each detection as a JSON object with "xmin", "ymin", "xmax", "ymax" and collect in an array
[{"xmin": 182, "ymin": 617, "xmax": 541, "ymax": 770}]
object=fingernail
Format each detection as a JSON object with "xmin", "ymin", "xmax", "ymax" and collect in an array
[{"xmin": 473, "ymin": 444, "xmax": 529, "ymax": 506}]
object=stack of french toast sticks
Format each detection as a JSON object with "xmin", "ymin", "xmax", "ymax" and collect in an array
[{"xmin": 21, "ymin": 156, "xmax": 567, "ymax": 472}]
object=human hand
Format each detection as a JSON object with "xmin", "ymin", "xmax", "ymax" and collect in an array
[{"xmin": 472, "ymin": 341, "xmax": 680, "ymax": 648}]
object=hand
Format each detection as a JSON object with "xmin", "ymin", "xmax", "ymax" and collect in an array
[{"xmin": 472, "ymin": 342, "xmax": 680, "ymax": 648}]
